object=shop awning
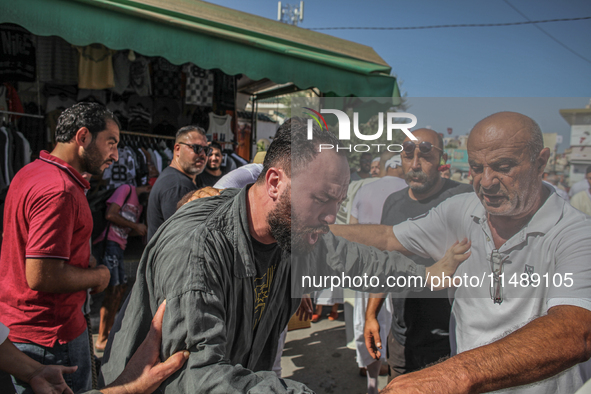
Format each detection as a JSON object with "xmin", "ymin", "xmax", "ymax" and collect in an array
[{"xmin": 0, "ymin": 0, "xmax": 399, "ymax": 98}]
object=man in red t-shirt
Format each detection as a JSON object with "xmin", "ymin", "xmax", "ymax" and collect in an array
[{"xmin": 0, "ymin": 102, "xmax": 115, "ymax": 394}]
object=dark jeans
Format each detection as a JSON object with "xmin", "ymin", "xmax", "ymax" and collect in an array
[
  {"xmin": 12, "ymin": 329, "xmax": 92, "ymax": 394},
  {"xmin": 93, "ymin": 240, "xmax": 128, "ymax": 287}
]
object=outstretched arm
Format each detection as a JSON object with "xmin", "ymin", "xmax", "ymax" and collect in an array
[
  {"xmin": 329, "ymin": 224, "xmax": 411, "ymax": 253},
  {"xmin": 0, "ymin": 334, "xmax": 76, "ymax": 394},
  {"xmin": 382, "ymin": 305, "xmax": 591, "ymax": 393}
]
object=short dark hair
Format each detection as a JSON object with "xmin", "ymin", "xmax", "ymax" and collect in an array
[
  {"xmin": 55, "ymin": 102, "xmax": 120, "ymax": 143},
  {"xmin": 256, "ymin": 117, "xmax": 341, "ymax": 183},
  {"xmin": 210, "ymin": 141, "xmax": 222, "ymax": 152},
  {"xmin": 586, "ymin": 165, "xmax": 591, "ymax": 175},
  {"xmin": 176, "ymin": 125, "xmax": 206, "ymax": 143}
]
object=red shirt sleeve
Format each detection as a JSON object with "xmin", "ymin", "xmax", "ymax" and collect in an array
[{"xmin": 25, "ymin": 191, "xmax": 75, "ymax": 260}]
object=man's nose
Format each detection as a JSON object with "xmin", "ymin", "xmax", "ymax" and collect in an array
[
  {"xmin": 112, "ymin": 148, "xmax": 119, "ymax": 162},
  {"xmin": 410, "ymin": 152, "xmax": 421, "ymax": 170},
  {"xmin": 480, "ymin": 167, "xmax": 498, "ymax": 189},
  {"xmin": 320, "ymin": 203, "xmax": 339, "ymax": 225}
]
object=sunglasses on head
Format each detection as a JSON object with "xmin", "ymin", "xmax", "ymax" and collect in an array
[
  {"xmin": 178, "ymin": 142, "xmax": 212, "ymax": 156},
  {"xmin": 402, "ymin": 140, "xmax": 443, "ymax": 154}
]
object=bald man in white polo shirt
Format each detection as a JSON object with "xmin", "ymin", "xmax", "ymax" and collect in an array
[{"xmin": 332, "ymin": 111, "xmax": 591, "ymax": 394}]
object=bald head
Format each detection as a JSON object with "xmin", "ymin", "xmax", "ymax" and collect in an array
[
  {"xmin": 467, "ymin": 111, "xmax": 550, "ymax": 219},
  {"xmin": 404, "ymin": 128, "xmax": 444, "ymax": 150},
  {"xmin": 468, "ymin": 112, "xmax": 543, "ymax": 163}
]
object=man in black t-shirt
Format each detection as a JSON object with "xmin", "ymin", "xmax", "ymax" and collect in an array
[
  {"xmin": 367, "ymin": 129, "xmax": 472, "ymax": 379},
  {"xmin": 196, "ymin": 142, "xmax": 224, "ymax": 187},
  {"xmin": 147, "ymin": 126, "xmax": 208, "ymax": 241}
]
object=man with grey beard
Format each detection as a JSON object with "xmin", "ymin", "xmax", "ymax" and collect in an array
[{"xmin": 366, "ymin": 129, "xmax": 472, "ymax": 379}]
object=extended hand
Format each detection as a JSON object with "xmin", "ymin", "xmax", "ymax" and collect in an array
[
  {"xmin": 295, "ymin": 295, "xmax": 313, "ymax": 321},
  {"xmin": 426, "ymin": 238, "xmax": 471, "ymax": 291},
  {"xmin": 28, "ymin": 364, "xmax": 77, "ymax": 394}
]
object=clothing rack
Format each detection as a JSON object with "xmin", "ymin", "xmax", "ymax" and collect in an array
[
  {"xmin": 120, "ymin": 130, "xmax": 175, "ymax": 140},
  {"xmin": 0, "ymin": 110, "xmax": 44, "ymax": 119}
]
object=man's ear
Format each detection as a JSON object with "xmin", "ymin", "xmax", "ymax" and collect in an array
[
  {"xmin": 537, "ymin": 148, "xmax": 551, "ymax": 175},
  {"xmin": 75, "ymin": 127, "xmax": 92, "ymax": 148},
  {"xmin": 265, "ymin": 167, "xmax": 284, "ymax": 201}
]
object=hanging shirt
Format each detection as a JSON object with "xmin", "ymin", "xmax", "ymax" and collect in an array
[
  {"xmin": 214, "ymin": 70, "xmax": 236, "ymax": 109},
  {"xmin": 183, "ymin": 64, "xmax": 214, "ymax": 106},
  {"xmin": 16, "ymin": 131, "xmax": 32, "ymax": 165},
  {"xmin": 0, "ymin": 24, "xmax": 36, "ymax": 83},
  {"xmin": 129, "ymin": 56, "xmax": 151, "ymax": 97},
  {"xmin": 107, "ymin": 98, "xmax": 129, "ymax": 131},
  {"xmin": 152, "ymin": 57, "xmax": 182, "ymax": 98},
  {"xmin": 77, "ymin": 44, "xmax": 115, "ymax": 90},
  {"xmin": 112, "ymin": 51, "xmax": 131, "ymax": 95},
  {"xmin": 77, "ymin": 89, "xmax": 107, "ymax": 105},
  {"xmin": 207, "ymin": 113, "xmax": 232, "ymax": 143},
  {"xmin": 102, "ymin": 147, "xmax": 137, "ymax": 189},
  {"xmin": 36, "ymin": 36, "xmax": 78, "ymax": 85}
]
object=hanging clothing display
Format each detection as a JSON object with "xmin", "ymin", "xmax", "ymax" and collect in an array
[
  {"xmin": 183, "ymin": 64, "xmax": 214, "ymax": 106},
  {"xmin": 77, "ymin": 44, "xmax": 115, "ymax": 90},
  {"xmin": 112, "ymin": 51, "xmax": 131, "ymax": 95},
  {"xmin": 18, "ymin": 103, "xmax": 45, "ymax": 156},
  {"xmin": 0, "ymin": 125, "xmax": 32, "ymax": 185},
  {"xmin": 36, "ymin": 36, "xmax": 78, "ymax": 85},
  {"xmin": 0, "ymin": 24, "xmax": 36, "ymax": 83},
  {"xmin": 129, "ymin": 56, "xmax": 151, "ymax": 96},
  {"xmin": 0, "ymin": 26, "xmax": 243, "ymax": 170},
  {"xmin": 207, "ymin": 113, "xmax": 232, "ymax": 142},
  {"xmin": 0, "ymin": 83, "xmax": 24, "ymax": 115},
  {"xmin": 214, "ymin": 70, "xmax": 235, "ymax": 109},
  {"xmin": 77, "ymin": 89, "xmax": 107, "ymax": 105},
  {"xmin": 127, "ymin": 96, "xmax": 152, "ymax": 133},
  {"xmin": 107, "ymin": 95, "xmax": 129, "ymax": 131},
  {"xmin": 152, "ymin": 98, "xmax": 180, "ymax": 136},
  {"xmin": 152, "ymin": 57, "xmax": 182, "ymax": 99}
]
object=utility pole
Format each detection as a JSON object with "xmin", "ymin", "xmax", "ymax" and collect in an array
[{"xmin": 277, "ymin": 1, "xmax": 304, "ymax": 26}]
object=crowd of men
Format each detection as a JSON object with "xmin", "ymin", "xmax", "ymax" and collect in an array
[{"xmin": 0, "ymin": 102, "xmax": 590, "ymax": 394}]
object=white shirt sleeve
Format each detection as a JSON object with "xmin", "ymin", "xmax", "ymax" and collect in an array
[
  {"xmin": 393, "ymin": 194, "xmax": 476, "ymax": 261},
  {"xmin": 0, "ymin": 322, "xmax": 9, "ymax": 345}
]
